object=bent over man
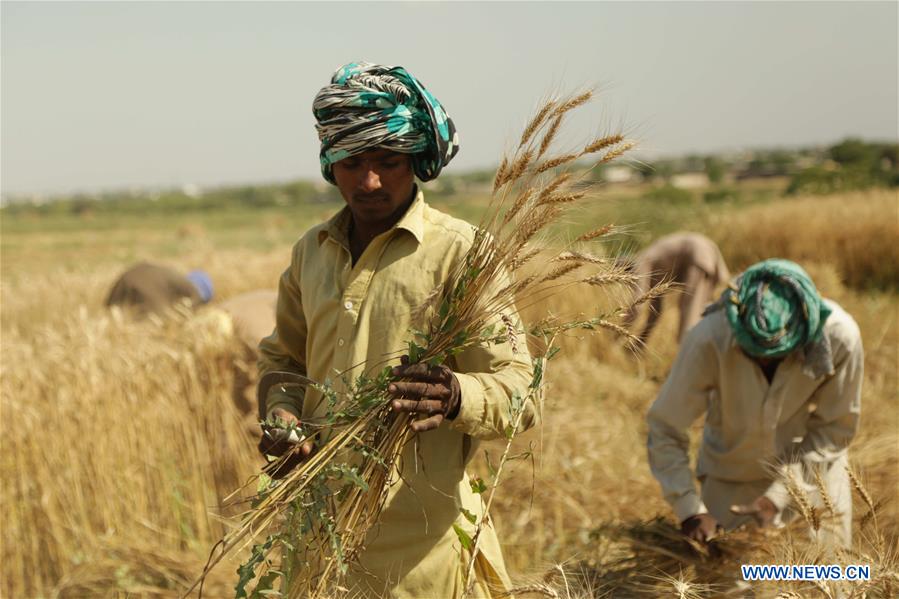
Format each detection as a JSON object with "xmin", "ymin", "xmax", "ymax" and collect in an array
[
  {"xmin": 623, "ymin": 232, "xmax": 730, "ymax": 344},
  {"xmin": 258, "ymin": 62, "xmax": 536, "ymax": 598},
  {"xmin": 105, "ymin": 261, "xmax": 213, "ymax": 315},
  {"xmin": 647, "ymin": 259, "xmax": 862, "ymax": 547}
]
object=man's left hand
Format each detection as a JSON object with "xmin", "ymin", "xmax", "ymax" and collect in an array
[
  {"xmin": 730, "ymin": 495, "xmax": 779, "ymax": 528},
  {"xmin": 388, "ymin": 355, "xmax": 461, "ymax": 432}
]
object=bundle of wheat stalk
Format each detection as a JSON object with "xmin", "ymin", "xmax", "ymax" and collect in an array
[
  {"xmin": 186, "ymin": 89, "xmax": 653, "ymax": 598},
  {"xmin": 500, "ymin": 466, "xmax": 898, "ymax": 599}
]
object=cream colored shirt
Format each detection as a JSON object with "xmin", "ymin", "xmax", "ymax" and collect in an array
[
  {"xmin": 258, "ymin": 190, "xmax": 536, "ymax": 597},
  {"xmin": 646, "ymin": 300, "xmax": 863, "ymax": 522}
]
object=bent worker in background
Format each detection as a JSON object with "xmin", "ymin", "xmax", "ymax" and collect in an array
[
  {"xmin": 623, "ymin": 232, "xmax": 730, "ymax": 344},
  {"xmin": 257, "ymin": 62, "xmax": 535, "ymax": 597},
  {"xmin": 108, "ymin": 263, "xmax": 277, "ymax": 421},
  {"xmin": 105, "ymin": 261, "xmax": 214, "ymax": 315},
  {"xmin": 647, "ymin": 259, "xmax": 862, "ymax": 547},
  {"xmin": 215, "ymin": 289, "xmax": 278, "ymax": 417}
]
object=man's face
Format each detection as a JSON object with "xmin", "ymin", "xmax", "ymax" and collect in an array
[{"xmin": 332, "ymin": 149, "xmax": 416, "ymax": 227}]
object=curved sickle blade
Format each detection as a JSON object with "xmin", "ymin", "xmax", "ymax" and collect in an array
[{"xmin": 257, "ymin": 370, "xmax": 314, "ymax": 420}]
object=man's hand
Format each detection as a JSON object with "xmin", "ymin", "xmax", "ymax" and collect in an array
[
  {"xmin": 258, "ymin": 408, "xmax": 314, "ymax": 479},
  {"xmin": 388, "ymin": 355, "xmax": 461, "ymax": 433},
  {"xmin": 730, "ymin": 496, "xmax": 779, "ymax": 528},
  {"xmin": 680, "ymin": 513, "xmax": 721, "ymax": 543}
]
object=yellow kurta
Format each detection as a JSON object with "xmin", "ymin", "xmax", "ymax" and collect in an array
[{"xmin": 258, "ymin": 190, "xmax": 536, "ymax": 598}]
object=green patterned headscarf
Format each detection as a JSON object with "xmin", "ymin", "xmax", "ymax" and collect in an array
[
  {"xmin": 313, "ymin": 62, "xmax": 460, "ymax": 184},
  {"xmin": 723, "ymin": 259, "xmax": 832, "ymax": 362}
]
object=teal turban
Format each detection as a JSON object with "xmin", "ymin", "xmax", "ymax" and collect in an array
[
  {"xmin": 313, "ymin": 62, "xmax": 460, "ymax": 184},
  {"xmin": 723, "ymin": 259, "xmax": 832, "ymax": 366}
]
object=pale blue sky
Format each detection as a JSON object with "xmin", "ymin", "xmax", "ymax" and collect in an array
[{"xmin": 2, "ymin": 1, "xmax": 896, "ymax": 195}]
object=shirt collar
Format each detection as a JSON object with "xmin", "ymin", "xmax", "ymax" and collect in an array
[
  {"xmin": 317, "ymin": 187, "xmax": 426, "ymax": 247},
  {"xmin": 727, "ymin": 326, "xmax": 802, "ymax": 372}
]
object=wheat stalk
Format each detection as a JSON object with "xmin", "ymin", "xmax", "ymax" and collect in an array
[
  {"xmin": 554, "ymin": 250, "xmax": 609, "ymax": 266},
  {"xmin": 584, "ymin": 134, "xmax": 625, "ymax": 154},
  {"xmin": 509, "ymin": 246, "xmax": 543, "ymax": 272},
  {"xmin": 493, "ymin": 156, "xmax": 510, "ymax": 193},
  {"xmin": 535, "ymin": 153, "xmax": 581, "ymax": 174},
  {"xmin": 575, "ymin": 224, "xmax": 616, "ymax": 242},
  {"xmin": 784, "ymin": 471, "xmax": 820, "ymax": 531},
  {"xmin": 598, "ymin": 142, "xmax": 636, "ymax": 164},
  {"xmin": 538, "ymin": 115, "xmax": 564, "ymax": 158},
  {"xmin": 519, "ymin": 100, "xmax": 557, "ymax": 149}
]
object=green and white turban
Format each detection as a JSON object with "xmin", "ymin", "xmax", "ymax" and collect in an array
[
  {"xmin": 313, "ymin": 62, "xmax": 460, "ymax": 184},
  {"xmin": 710, "ymin": 258, "xmax": 834, "ymax": 377}
]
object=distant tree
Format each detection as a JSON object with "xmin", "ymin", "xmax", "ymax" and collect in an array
[
  {"xmin": 684, "ymin": 154, "xmax": 705, "ymax": 172},
  {"xmin": 704, "ymin": 157, "xmax": 726, "ymax": 184},
  {"xmin": 768, "ymin": 150, "xmax": 796, "ymax": 175},
  {"xmin": 459, "ymin": 169, "xmax": 494, "ymax": 185},
  {"xmin": 877, "ymin": 143, "xmax": 899, "ymax": 169},
  {"xmin": 655, "ymin": 161, "xmax": 676, "ymax": 183},
  {"xmin": 437, "ymin": 176, "xmax": 456, "ymax": 196},
  {"xmin": 641, "ymin": 184, "xmax": 694, "ymax": 204},
  {"xmin": 829, "ymin": 138, "xmax": 877, "ymax": 166},
  {"xmin": 632, "ymin": 161, "xmax": 657, "ymax": 182}
]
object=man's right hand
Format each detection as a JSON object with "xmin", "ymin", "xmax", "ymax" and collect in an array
[
  {"xmin": 680, "ymin": 513, "xmax": 721, "ymax": 543},
  {"xmin": 258, "ymin": 408, "xmax": 314, "ymax": 478}
]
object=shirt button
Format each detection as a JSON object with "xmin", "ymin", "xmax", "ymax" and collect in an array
[
  {"xmin": 344, "ymin": 300, "xmax": 353, "ymax": 310},
  {"xmin": 338, "ymin": 338, "xmax": 345, "ymax": 347}
]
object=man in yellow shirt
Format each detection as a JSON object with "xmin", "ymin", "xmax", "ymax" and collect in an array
[
  {"xmin": 647, "ymin": 259, "xmax": 862, "ymax": 547},
  {"xmin": 257, "ymin": 62, "xmax": 536, "ymax": 598}
]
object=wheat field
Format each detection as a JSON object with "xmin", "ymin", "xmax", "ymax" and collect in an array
[{"xmin": 1, "ymin": 188, "xmax": 896, "ymax": 597}]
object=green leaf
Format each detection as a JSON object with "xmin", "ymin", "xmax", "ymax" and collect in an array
[
  {"xmin": 438, "ymin": 299, "xmax": 450, "ymax": 320},
  {"xmin": 546, "ymin": 345, "xmax": 562, "ymax": 361},
  {"xmin": 484, "ymin": 450, "xmax": 497, "ymax": 480},
  {"xmin": 452, "ymin": 330, "xmax": 469, "ymax": 347},
  {"xmin": 235, "ymin": 536, "xmax": 276, "ymax": 598},
  {"xmin": 469, "ymin": 477, "xmax": 487, "ymax": 494},
  {"xmin": 461, "ymin": 508, "xmax": 478, "ymax": 525},
  {"xmin": 335, "ymin": 465, "xmax": 369, "ymax": 491},
  {"xmin": 453, "ymin": 523, "xmax": 473, "ymax": 551},
  {"xmin": 250, "ymin": 570, "xmax": 281, "ymax": 598},
  {"xmin": 256, "ymin": 473, "xmax": 272, "ymax": 494},
  {"xmin": 529, "ymin": 360, "xmax": 544, "ymax": 389},
  {"xmin": 407, "ymin": 340, "xmax": 424, "ymax": 364}
]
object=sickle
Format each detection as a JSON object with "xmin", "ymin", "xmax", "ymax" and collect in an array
[{"xmin": 256, "ymin": 370, "xmax": 314, "ymax": 420}]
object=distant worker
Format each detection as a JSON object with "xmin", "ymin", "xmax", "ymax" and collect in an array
[
  {"xmin": 215, "ymin": 290, "xmax": 278, "ymax": 417},
  {"xmin": 623, "ymin": 232, "xmax": 730, "ymax": 344},
  {"xmin": 647, "ymin": 259, "xmax": 862, "ymax": 547},
  {"xmin": 105, "ymin": 261, "xmax": 213, "ymax": 315},
  {"xmin": 217, "ymin": 289, "xmax": 278, "ymax": 352}
]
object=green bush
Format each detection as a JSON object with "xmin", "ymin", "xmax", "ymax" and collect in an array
[
  {"xmin": 702, "ymin": 187, "xmax": 741, "ymax": 203},
  {"xmin": 641, "ymin": 184, "xmax": 694, "ymax": 204},
  {"xmin": 786, "ymin": 164, "xmax": 891, "ymax": 196}
]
